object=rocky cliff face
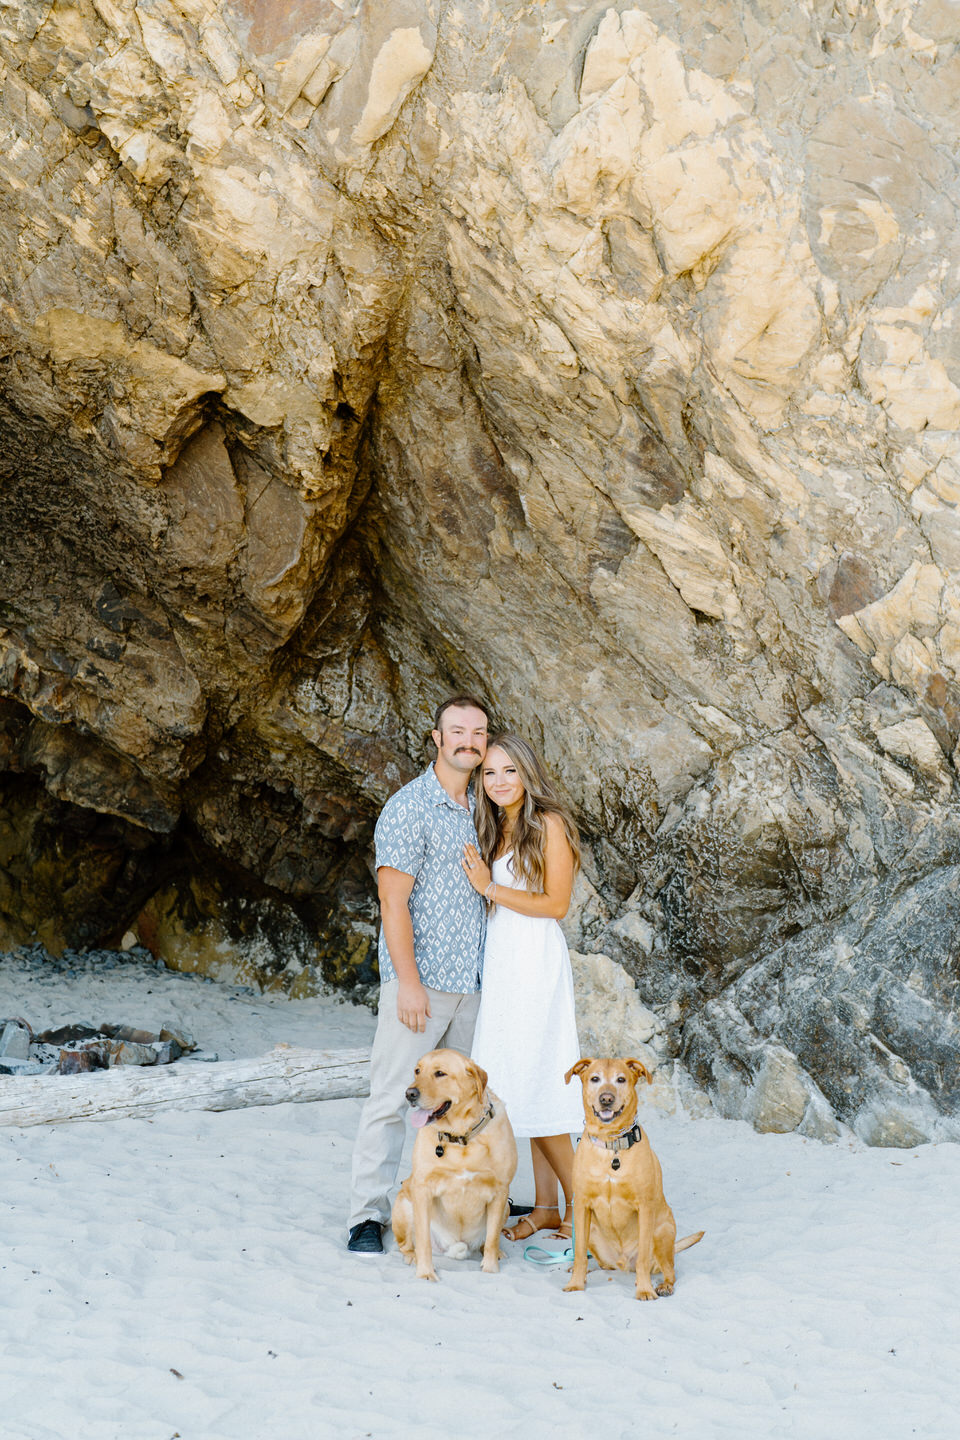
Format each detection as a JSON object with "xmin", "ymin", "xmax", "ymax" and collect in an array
[{"xmin": 2, "ymin": 0, "xmax": 960, "ymax": 1144}]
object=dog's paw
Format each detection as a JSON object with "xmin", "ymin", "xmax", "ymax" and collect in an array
[
  {"xmin": 635, "ymin": 1288, "xmax": 657, "ymax": 1301},
  {"xmin": 655, "ymin": 1281, "xmax": 674, "ymax": 1297},
  {"xmin": 481, "ymin": 1258, "xmax": 500, "ymax": 1274},
  {"xmin": 445, "ymin": 1241, "xmax": 469, "ymax": 1260},
  {"xmin": 563, "ymin": 1280, "xmax": 585, "ymax": 1292},
  {"xmin": 416, "ymin": 1269, "xmax": 439, "ymax": 1282}
]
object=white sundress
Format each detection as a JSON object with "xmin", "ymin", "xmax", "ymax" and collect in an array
[{"xmin": 471, "ymin": 852, "xmax": 583, "ymax": 1139}]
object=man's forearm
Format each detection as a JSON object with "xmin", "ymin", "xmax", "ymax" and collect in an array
[{"xmin": 380, "ymin": 900, "xmax": 420, "ymax": 985}]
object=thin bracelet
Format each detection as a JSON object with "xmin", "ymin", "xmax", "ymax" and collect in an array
[{"xmin": 485, "ymin": 881, "xmax": 496, "ymax": 900}]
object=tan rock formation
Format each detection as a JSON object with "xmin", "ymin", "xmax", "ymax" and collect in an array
[{"xmin": 2, "ymin": 1, "xmax": 960, "ymax": 1143}]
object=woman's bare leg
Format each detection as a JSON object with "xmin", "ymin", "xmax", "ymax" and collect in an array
[
  {"xmin": 532, "ymin": 1134, "xmax": 575, "ymax": 1234},
  {"xmin": 502, "ymin": 1141, "xmax": 561, "ymax": 1239},
  {"xmin": 532, "ymin": 1140, "xmax": 559, "ymax": 1209}
]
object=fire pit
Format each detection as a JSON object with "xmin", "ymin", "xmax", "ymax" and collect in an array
[{"xmin": 0, "ymin": 1017, "xmax": 196, "ymax": 1076}]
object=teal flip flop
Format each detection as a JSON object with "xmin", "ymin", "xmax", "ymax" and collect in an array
[
  {"xmin": 523, "ymin": 1217, "xmax": 575, "ymax": 1266},
  {"xmin": 523, "ymin": 1240, "xmax": 574, "ymax": 1265}
]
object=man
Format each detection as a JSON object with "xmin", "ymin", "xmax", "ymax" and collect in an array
[{"xmin": 347, "ymin": 693, "xmax": 491, "ymax": 1253}]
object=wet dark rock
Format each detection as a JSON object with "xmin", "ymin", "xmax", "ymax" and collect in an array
[
  {"xmin": 58, "ymin": 1047, "xmax": 106, "ymax": 1075},
  {"xmin": 38, "ymin": 1024, "xmax": 99, "ymax": 1046}
]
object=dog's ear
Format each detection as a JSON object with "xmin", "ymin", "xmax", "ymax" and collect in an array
[
  {"xmin": 470, "ymin": 1061, "xmax": 488, "ymax": 1103},
  {"xmin": 564, "ymin": 1058, "xmax": 592, "ymax": 1085},
  {"xmin": 624, "ymin": 1057, "xmax": 653, "ymax": 1086}
]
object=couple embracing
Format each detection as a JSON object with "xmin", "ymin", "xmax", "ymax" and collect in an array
[{"xmin": 347, "ymin": 694, "xmax": 583, "ymax": 1254}]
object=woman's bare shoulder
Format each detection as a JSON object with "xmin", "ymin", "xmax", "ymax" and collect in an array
[{"xmin": 541, "ymin": 809, "xmax": 571, "ymax": 849}]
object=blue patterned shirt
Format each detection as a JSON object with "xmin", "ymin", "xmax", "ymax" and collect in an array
[{"xmin": 374, "ymin": 764, "xmax": 484, "ymax": 992}]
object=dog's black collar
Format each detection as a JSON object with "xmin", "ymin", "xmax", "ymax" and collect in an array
[
  {"xmin": 435, "ymin": 1102, "xmax": 495, "ymax": 1157},
  {"xmin": 588, "ymin": 1121, "xmax": 643, "ymax": 1156}
]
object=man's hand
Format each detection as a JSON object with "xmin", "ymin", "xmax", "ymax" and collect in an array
[{"xmin": 397, "ymin": 979, "xmax": 431, "ymax": 1033}]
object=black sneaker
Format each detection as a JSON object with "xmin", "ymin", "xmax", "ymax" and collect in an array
[{"xmin": 348, "ymin": 1220, "xmax": 384, "ymax": 1254}]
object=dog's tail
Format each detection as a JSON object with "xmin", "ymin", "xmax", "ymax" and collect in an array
[{"xmin": 676, "ymin": 1231, "xmax": 705, "ymax": 1252}]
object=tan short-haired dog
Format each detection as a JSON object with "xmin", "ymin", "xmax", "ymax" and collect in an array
[
  {"xmin": 391, "ymin": 1049, "xmax": 517, "ymax": 1281},
  {"xmin": 563, "ymin": 1057, "xmax": 703, "ymax": 1301}
]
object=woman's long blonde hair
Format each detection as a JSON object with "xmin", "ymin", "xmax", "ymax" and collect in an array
[{"xmin": 474, "ymin": 732, "xmax": 580, "ymax": 894}]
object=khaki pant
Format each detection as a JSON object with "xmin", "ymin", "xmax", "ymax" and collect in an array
[{"xmin": 348, "ymin": 980, "xmax": 481, "ymax": 1229}]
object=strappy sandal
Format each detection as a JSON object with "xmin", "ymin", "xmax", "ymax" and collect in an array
[{"xmin": 502, "ymin": 1206, "xmax": 561, "ymax": 1242}]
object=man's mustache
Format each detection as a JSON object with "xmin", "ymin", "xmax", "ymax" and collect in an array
[{"xmin": 454, "ymin": 747, "xmax": 481, "ymax": 755}]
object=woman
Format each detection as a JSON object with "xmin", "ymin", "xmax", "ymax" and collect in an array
[{"xmin": 462, "ymin": 732, "xmax": 583, "ymax": 1241}]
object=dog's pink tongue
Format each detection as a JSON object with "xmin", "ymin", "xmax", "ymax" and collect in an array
[{"xmin": 409, "ymin": 1108, "xmax": 431, "ymax": 1129}]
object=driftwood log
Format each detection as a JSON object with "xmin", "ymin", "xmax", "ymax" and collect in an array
[{"xmin": 0, "ymin": 1044, "xmax": 371, "ymax": 1128}]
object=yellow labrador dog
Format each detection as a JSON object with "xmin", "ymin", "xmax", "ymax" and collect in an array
[
  {"xmin": 391, "ymin": 1048, "xmax": 517, "ymax": 1281},
  {"xmin": 564, "ymin": 1057, "xmax": 703, "ymax": 1301}
]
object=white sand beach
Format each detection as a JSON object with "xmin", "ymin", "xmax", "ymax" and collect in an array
[{"xmin": 1, "ymin": 951, "xmax": 957, "ymax": 1440}]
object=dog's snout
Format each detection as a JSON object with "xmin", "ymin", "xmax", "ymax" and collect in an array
[
  {"xmin": 405, "ymin": 1086, "xmax": 420, "ymax": 1106},
  {"xmin": 599, "ymin": 1089, "xmax": 616, "ymax": 1107}
]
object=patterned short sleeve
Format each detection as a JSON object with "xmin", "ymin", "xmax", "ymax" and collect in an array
[{"xmin": 374, "ymin": 785, "xmax": 426, "ymax": 878}]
